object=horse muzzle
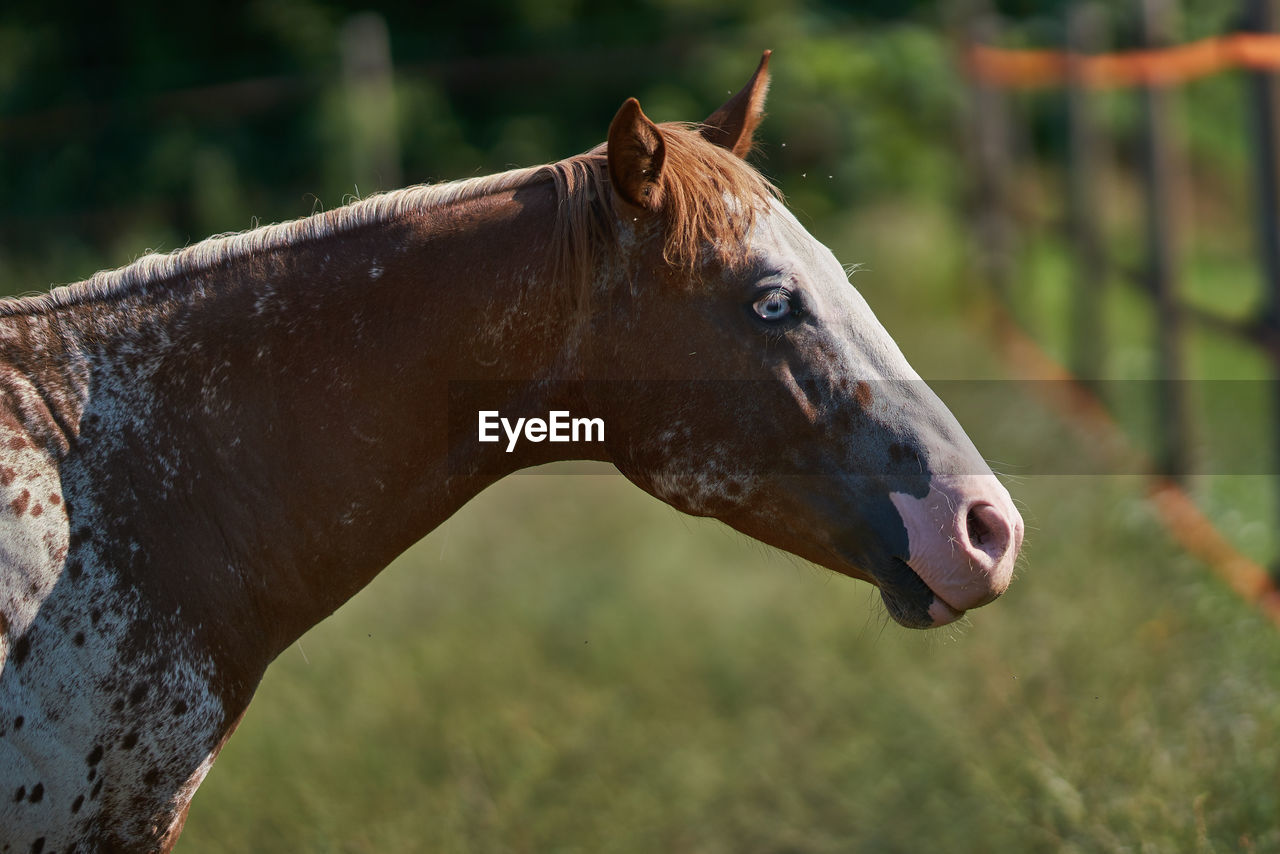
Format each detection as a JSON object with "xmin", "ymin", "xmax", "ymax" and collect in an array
[{"xmin": 887, "ymin": 474, "xmax": 1024, "ymax": 628}]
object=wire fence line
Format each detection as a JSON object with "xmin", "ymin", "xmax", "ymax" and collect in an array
[
  {"xmin": 0, "ymin": 34, "xmax": 674, "ymax": 144},
  {"xmin": 963, "ymin": 0, "xmax": 1280, "ymax": 575}
]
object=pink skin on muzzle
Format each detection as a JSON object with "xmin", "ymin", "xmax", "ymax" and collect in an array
[{"xmin": 889, "ymin": 474, "xmax": 1024, "ymax": 626}]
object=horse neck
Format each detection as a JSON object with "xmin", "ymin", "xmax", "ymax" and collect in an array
[{"xmin": 44, "ymin": 180, "xmax": 601, "ymax": 663}]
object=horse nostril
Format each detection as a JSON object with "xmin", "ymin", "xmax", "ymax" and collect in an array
[
  {"xmin": 965, "ymin": 502, "xmax": 1008, "ymax": 560},
  {"xmin": 966, "ymin": 505, "xmax": 989, "ymax": 547}
]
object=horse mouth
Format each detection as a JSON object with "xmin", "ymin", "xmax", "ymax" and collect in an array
[
  {"xmin": 820, "ymin": 544, "xmax": 960, "ymax": 629},
  {"xmin": 873, "ymin": 557, "xmax": 965, "ymax": 629}
]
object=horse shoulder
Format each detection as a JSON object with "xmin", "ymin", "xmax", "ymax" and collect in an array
[
  {"xmin": 0, "ymin": 392, "xmax": 90, "ymax": 850},
  {"xmin": 0, "ymin": 386, "xmax": 222, "ymax": 851}
]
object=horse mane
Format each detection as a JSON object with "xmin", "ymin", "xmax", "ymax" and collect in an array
[
  {"xmin": 2, "ymin": 123, "xmax": 778, "ymax": 316},
  {"xmin": 546, "ymin": 123, "xmax": 780, "ymax": 307}
]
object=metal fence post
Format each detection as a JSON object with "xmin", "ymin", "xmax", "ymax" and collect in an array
[
  {"xmin": 340, "ymin": 13, "xmax": 402, "ymax": 193},
  {"xmin": 1242, "ymin": 0, "xmax": 1280, "ymax": 575},
  {"xmin": 965, "ymin": 12, "xmax": 1019, "ymax": 311},
  {"xmin": 1066, "ymin": 3, "xmax": 1110, "ymax": 387},
  {"xmin": 1139, "ymin": 0, "xmax": 1193, "ymax": 480}
]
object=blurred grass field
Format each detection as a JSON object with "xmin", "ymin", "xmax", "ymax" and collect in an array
[{"xmin": 176, "ymin": 206, "xmax": 1280, "ymax": 853}]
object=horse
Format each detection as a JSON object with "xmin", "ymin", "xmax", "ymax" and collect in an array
[{"xmin": 0, "ymin": 52, "xmax": 1022, "ymax": 852}]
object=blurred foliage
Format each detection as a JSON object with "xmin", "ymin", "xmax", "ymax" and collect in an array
[
  {"xmin": 0, "ymin": 0, "xmax": 972, "ymax": 291},
  {"xmin": 0, "ymin": 0, "xmax": 1265, "ymax": 290}
]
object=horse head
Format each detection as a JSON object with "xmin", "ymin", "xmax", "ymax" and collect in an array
[{"xmin": 584, "ymin": 53, "xmax": 1023, "ymax": 628}]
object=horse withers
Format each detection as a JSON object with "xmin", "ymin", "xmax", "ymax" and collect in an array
[{"xmin": 0, "ymin": 53, "xmax": 1021, "ymax": 852}]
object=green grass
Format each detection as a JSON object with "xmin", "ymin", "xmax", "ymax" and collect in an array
[
  {"xmin": 183, "ymin": 468, "xmax": 1280, "ymax": 854},
  {"xmin": 176, "ymin": 206, "xmax": 1280, "ymax": 852}
]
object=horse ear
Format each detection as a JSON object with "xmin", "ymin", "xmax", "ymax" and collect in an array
[
  {"xmin": 701, "ymin": 50, "xmax": 771, "ymax": 158},
  {"xmin": 608, "ymin": 97, "xmax": 666, "ymax": 212}
]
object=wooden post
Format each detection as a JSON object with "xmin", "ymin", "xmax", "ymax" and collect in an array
[
  {"xmin": 1139, "ymin": 0, "xmax": 1192, "ymax": 479},
  {"xmin": 340, "ymin": 13, "xmax": 401, "ymax": 192},
  {"xmin": 1242, "ymin": 0, "xmax": 1280, "ymax": 574},
  {"xmin": 1066, "ymin": 3, "xmax": 1109, "ymax": 386}
]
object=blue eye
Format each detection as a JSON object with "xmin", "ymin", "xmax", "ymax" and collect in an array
[{"xmin": 753, "ymin": 289, "xmax": 792, "ymax": 321}]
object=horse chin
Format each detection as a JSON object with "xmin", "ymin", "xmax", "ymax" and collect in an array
[
  {"xmin": 925, "ymin": 596, "xmax": 966, "ymax": 627},
  {"xmin": 852, "ymin": 553, "xmax": 966, "ymax": 630}
]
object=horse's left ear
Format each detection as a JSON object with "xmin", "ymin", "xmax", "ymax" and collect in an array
[
  {"xmin": 608, "ymin": 97, "xmax": 667, "ymax": 212},
  {"xmin": 701, "ymin": 50, "xmax": 771, "ymax": 158}
]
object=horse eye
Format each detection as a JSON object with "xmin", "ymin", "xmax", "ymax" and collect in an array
[{"xmin": 752, "ymin": 290, "xmax": 792, "ymax": 322}]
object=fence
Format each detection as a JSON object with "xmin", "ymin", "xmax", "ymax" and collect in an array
[{"xmin": 963, "ymin": 0, "xmax": 1280, "ymax": 575}]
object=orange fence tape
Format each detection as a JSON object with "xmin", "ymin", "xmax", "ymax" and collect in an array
[{"xmin": 968, "ymin": 32, "xmax": 1280, "ymax": 89}]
